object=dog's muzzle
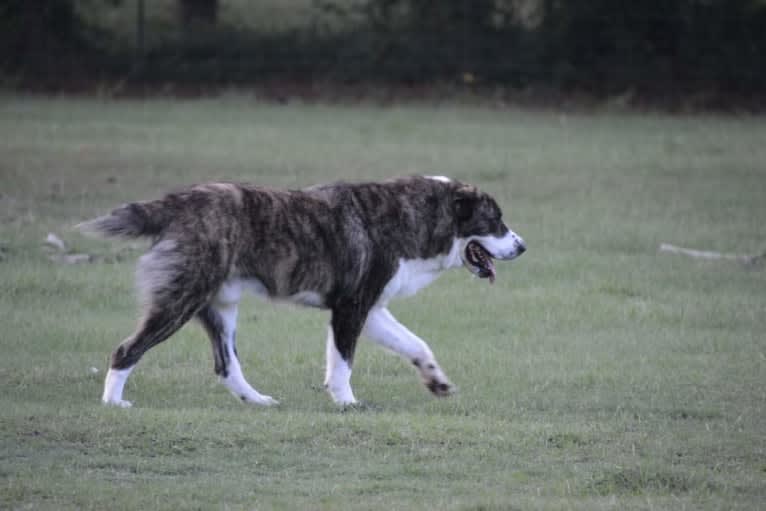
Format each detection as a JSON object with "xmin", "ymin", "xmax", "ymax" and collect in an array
[{"xmin": 462, "ymin": 232, "xmax": 526, "ymax": 284}]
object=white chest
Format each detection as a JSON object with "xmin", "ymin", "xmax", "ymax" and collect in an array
[
  {"xmin": 378, "ymin": 241, "xmax": 463, "ymax": 305},
  {"xmin": 383, "ymin": 259, "xmax": 444, "ymax": 300}
]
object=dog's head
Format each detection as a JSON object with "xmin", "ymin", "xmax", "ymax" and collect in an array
[{"xmin": 452, "ymin": 184, "xmax": 526, "ymax": 283}]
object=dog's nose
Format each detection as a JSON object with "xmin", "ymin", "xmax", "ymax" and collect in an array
[{"xmin": 516, "ymin": 242, "xmax": 526, "ymax": 255}]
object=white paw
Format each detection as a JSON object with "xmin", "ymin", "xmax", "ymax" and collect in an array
[
  {"xmin": 325, "ymin": 383, "xmax": 357, "ymax": 406},
  {"xmin": 415, "ymin": 358, "xmax": 456, "ymax": 397},
  {"xmin": 103, "ymin": 398, "xmax": 132, "ymax": 408},
  {"xmin": 255, "ymin": 395, "xmax": 280, "ymax": 407},
  {"xmin": 238, "ymin": 392, "xmax": 280, "ymax": 407},
  {"xmin": 425, "ymin": 378, "xmax": 456, "ymax": 397},
  {"xmin": 328, "ymin": 391, "xmax": 358, "ymax": 407}
]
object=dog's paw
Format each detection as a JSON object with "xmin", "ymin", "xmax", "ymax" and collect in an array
[
  {"xmin": 414, "ymin": 358, "xmax": 456, "ymax": 397},
  {"xmin": 325, "ymin": 382, "xmax": 357, "ymax": 406},
  {"xmin": 425, "ymin": 379, "xmax": 456, "ymax": 397},
  {"xmin": 240, "ymin": 394, "xmax": 280, "ymax": 407},
  {"xmin": 259, "ymin": 395, "xmax": 280, "ymax": 407},
  {"xmin": 103, "ymin": 398, "xmax": 133, "ymax": 408}
]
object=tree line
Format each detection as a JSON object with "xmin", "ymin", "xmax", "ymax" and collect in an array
[{"xmin": 1, "ymin": 0, "xmax": 764, "ymax": 98}]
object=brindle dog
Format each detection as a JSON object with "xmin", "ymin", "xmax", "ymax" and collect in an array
[{"xmin": 80, "ymin": 176, "xmax": 526, "ymax": 407}]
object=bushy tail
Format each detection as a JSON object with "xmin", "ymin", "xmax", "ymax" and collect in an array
[{"xmin": 78, "ymin": 200, "xmax": 170, "ymax": 239}]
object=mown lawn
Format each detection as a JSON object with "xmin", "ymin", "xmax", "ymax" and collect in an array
[{"xmin": 1, "ymin": 95, "xmax": 764, "ymax": 510}]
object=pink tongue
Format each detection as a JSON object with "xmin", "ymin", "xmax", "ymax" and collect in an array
[{"xmin": 487, "ymin": 260, "xmax": 496, "ymax": 284}]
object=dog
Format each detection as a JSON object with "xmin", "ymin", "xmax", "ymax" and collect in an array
[{"xmin": 79, "ymin": 176, "xmax": 526, "ymax": 407}]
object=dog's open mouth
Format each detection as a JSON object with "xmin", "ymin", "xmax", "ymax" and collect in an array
[{"xmin": 464, "ymin": 241, "xmax": 496, "ymax": 283}]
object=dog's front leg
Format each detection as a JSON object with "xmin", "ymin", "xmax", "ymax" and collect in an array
[
  {"xmin": 324, "ymin": 325, "xmax": 357, "ymax": 405},
  {"xmin": 324, "ymin": 304, "xmax": 367, "ymax": 405},
  {"xmin": 363, "ymin": 307, "xmax": 455, "ymax": 397}
]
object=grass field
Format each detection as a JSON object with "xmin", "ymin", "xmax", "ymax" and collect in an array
[{"xmin": 1, "ymin": 95, "xmax": 764, "ymax": 510}]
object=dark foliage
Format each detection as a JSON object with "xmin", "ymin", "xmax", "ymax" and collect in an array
[
  {"xmin": 0, "ymin": 0, "xmax": 90, "ymax": 71},
  {"xmin": 178, "ymin": 0, "xmax": 218, "ymax": 26},
  {"xmin": 537, "ymin": 0, "xmax": 766, "ymax": 93},
  {"xmin": 1, "ymin": 0, "xmax": 764, "ymax": 100},
  {"xmin": 338, "ymin": 0, "xmax": 766, "ymax": 93}
]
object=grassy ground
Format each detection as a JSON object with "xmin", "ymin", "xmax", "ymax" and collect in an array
[{"xmin": 1, "ymin": 95, "xmax": 764, "ymax": 510}]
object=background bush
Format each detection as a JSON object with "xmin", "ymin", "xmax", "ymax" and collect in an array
[{"xmin": 2, "ymin": 0, "xmax": 765, "ymax": 97}]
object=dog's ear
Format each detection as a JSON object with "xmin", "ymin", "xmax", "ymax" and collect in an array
[{"xmin": 454, "ymin": 187, "xmax": 477, "ymax": 222}]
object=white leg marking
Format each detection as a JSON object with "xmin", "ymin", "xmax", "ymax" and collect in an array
[
  {"xmin": 216, "ymin": 301, "xmax": 279, "ymax": 407},
  {"xmin": 102, "ymin": 366, "xmax": 134, "ymax": 407},
  {"xmin": 324, "ymin": 326, "xmax": 357, "ymax": 405},
  {"xmin": 363, "ymin": 307, "xmax": 455, "ymax": 396}
]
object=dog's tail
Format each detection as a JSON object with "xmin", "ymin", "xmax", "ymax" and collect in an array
[{"xmin": 78, "ymin": 199, "xmax": 170, "ymax": 239}]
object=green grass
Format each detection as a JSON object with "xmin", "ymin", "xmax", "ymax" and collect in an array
[{"xmin": 1, "ymin": 95, "xmax": 765, "ymax": 510}]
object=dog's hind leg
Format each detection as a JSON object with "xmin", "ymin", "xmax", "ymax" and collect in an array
[
  {"xmin": 102, "ymin": 240, "xmax": 215, "ymax": 407},
  {"xmin": 103, "ymin": 300, "xmax": 203, "ymax": 407},
  {"xmin": 363, "ymin": 307, "xmax": 455, "ymax": 397},
  {"xmin": 197, "ymin": 282, "xmax": 278, "ymax": 406}
]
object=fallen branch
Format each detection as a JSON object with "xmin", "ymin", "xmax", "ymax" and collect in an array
[
  {"xmin": 44, "ymin": 232, "xmax": 67, "ymax": 252},
  {"xmin": 43, "ymin": 232, "xmax": 94, "ymax": 264},
  {"xmin": 659, "ymin": 243, "xmax": 765, "ymax": 266}
]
